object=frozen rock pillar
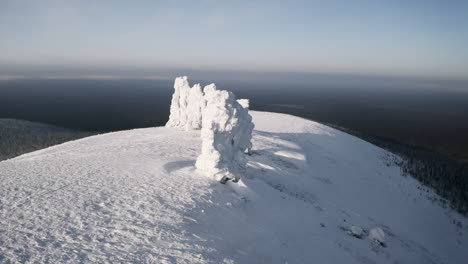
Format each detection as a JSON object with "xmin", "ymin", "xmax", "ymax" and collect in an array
[
  {"xmin": 185, "ymin": 84, "xmax": 205, "ymax": 130},
  {"xmin": 166, "ymin": 76, "xmax": 191, "ymax": 128},
  {"xmin": 236, "ymin": 99, "xmax": 253, "ymax": 154},
  {"xmin": 195, "ymin": 86, "xmax": 254, "ymax": 183}
]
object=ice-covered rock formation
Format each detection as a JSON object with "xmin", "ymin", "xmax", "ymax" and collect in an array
[
  {"xmin": 195, "ymin": 85, "xmax": 254, "ymax": 183},
  {"xmin": 185, "ymin": 84, "xmax": 205, "ymax": 130},
  {"xmin": 166, "ymin": 77, "xmax": 208, "ymax": 130},
  {"xmin": 166, "ymin": 76, "xmax": 254, "ymax": 182},
  {"xmin": 203, "ymin": 83, "xmax": 217, "ymax": 95},
  {"xmin": 166, "ymin": 76, "xmax": 191, "ymax": 128},
  {"xmin": 237, "ymin": 99, "xmax": 249, "ymax": 109},
  {"xmin": 235, "ymin": 99, "xmax": 253, "ymax": 154}
]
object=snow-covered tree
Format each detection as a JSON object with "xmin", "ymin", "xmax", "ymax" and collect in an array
[{"xmin": 195, "ymin": 85, "xmax": 254, "ymax": 183}]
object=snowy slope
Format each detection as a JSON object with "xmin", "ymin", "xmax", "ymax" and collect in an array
[{"xmin": 0, "ymin": 111, "xmax": 466, "ymax": 263}]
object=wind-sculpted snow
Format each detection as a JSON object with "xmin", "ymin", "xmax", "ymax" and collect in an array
[
  {"xmin": 195, "ymin": 87, "xmax": 254, "ymax": 182},
  {"xmin": 0, "ymin": 112, "xmax": 466, "ymax": 263}
]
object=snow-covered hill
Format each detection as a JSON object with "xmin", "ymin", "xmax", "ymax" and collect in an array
[{"xmin": 0, "ymin": 111, "xmax": 466, "ymax": 263}]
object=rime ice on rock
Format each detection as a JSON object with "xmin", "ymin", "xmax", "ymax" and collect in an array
[
  {"xmin": 165, "ymin": 77, "xmax": 254, "ymax": 182},
  {"xmin": 166, "ymin": 76, "xmax": 205, "ymax": 130},
  {"xmin": 166, "ymin": 76, "xmax": 191, "ymax": 128},
  {"xmin": 195, "ymin": 87, "xmax": 254, "ymax": 183},
  {"xmin": 203, "ymin": 83, "xmax": 217, "ymax": 94},
  {"xmin": 237, "ymin": 99, "xmax": 249, "ymax": 109},
  {"xmin": 235, "ymin": 99, "xmax": 253, "ymax": 154},
  {"xmin": 185, "ymin": 84, "xmax": 205, "ymax": 130}
]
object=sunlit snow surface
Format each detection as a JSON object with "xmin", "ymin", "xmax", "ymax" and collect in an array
[{"xmin": 0, "ymin": 111, "xmax": 466, "ymax": 263}]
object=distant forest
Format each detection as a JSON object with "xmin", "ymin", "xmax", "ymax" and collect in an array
[{"xmin": 0, "ymin": 119, "xmax": 95, "ymax": 161}]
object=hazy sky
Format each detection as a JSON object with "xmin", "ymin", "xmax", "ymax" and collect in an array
[{"xmin": 1, "ymin": 0, "xmax": 468, "ymax": 79}]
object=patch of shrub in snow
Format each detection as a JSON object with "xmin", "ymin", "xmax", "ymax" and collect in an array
[
  {"xmin": 195, "ymin": 84, "xmax": 254, "ymax": 182},
  {"xmin": 369, "ymin": 227, "xmax": 386, "ymax": 245}
]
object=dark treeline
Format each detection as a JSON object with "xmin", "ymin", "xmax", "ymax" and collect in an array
[
  {"xmin": 0, "ymin": 119, "xmax": 95, "ymax": 161},
  {"xmin": 337, "ymin": 127, "xmax": 468, "ymax": 216}
]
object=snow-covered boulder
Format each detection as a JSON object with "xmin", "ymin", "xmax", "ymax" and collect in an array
[
  {"xmin": 166, "ymin": 76, "xmax": 191, "ymax": 128},
  {"xmin": 349, "ymin": 226, "xmax": 364, "ymax": 238},
  {"xmin": 369, "ymin": 227, "xmax": 386, "ymax": 245},
  {"xmin": 195, "ymin": 87, "xmax": 254, "ymax": 182}
]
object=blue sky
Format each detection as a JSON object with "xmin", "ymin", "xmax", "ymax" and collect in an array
[{"xmin": 1, "ymin": 0, "xmax": 468, "ymax": 80}]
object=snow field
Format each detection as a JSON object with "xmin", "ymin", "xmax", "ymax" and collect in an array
[{"xmin": 0, "ymin": 111, "xmax": 466, "ymax": 263}]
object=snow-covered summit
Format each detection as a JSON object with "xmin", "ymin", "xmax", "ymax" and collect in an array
[{"xmin": 0, "ymin": 111, "xmax": 466, "ymax": 263}]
